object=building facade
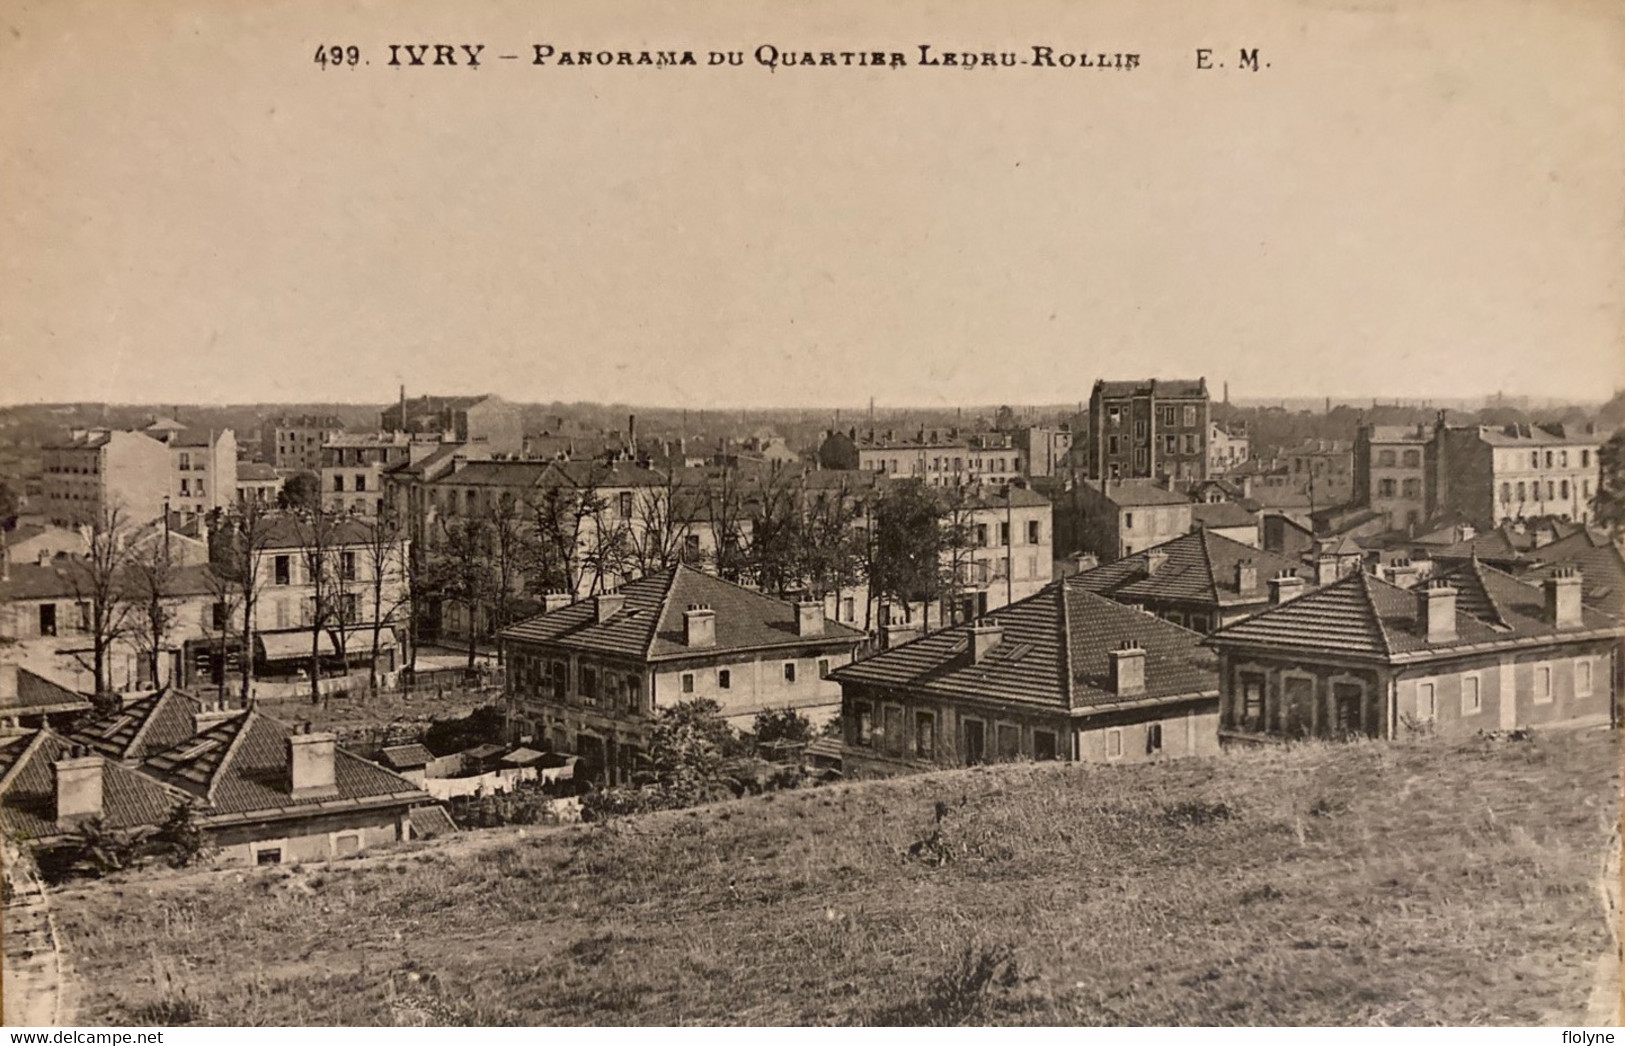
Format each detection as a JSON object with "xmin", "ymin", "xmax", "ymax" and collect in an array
[
  {"xmin": 321, "ymin": 433, "xmax": 412, "ymax": 516},
  {"xmin": 1087, "ymin": 378, "xmax": 1211, "ymax": 483},
  {"xmin": 832, "ymin": 577, "xmax": 1220, "ymax": 777},
  {"xmin": 1433, "ymin": 423, "xmax": 1601, "ymax": 528},
  {"xmin": 1074, "ymin": 478, "xmax": 1195, "ymax": 562},
  {"xmin": 41, "ymin": 430, "xmax": 172, "ymax": 527},
  {"xmin": 499, "ymin": 566, "xmax": 865, "ymax": 784},
  {"xmin": 261, "ymin": 415, "xmax": 345, "ymax": 472},
  {"xmin": 1206, "ymin": 562, "xmax": 1620, "ymax": 742}
]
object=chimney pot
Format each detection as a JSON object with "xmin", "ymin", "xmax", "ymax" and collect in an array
[
  {"xmin": 1234, "ymin": 558, "xmax": 1259, "ymax": 594},
  {"xmin": 1267, "ymin": 571, "xmax": 1306, "ymax": 606},
  {"xmin": 683, "ymin": 602, "xmax": 717, "ymax": 648},
  {"xmin": 1106, "ymin": 641, "xmax": 1147, "ymax": 697},
  {"xmin": 1145, "ymin": 548, "xmax": 1169, "ymax": 576},
  {"xmin": 1544, "ymin": 567, "xmax": 1584, "ymax": 630},
  {"xmin": 1418, "ymin": 580, "xmax": 1458, "ymax": 643},
  {"xmin": 594, "ymin": 592, "xmax": 625, "ymax": 623},
  {"xmin": 794, "ymin": 599, "xmax": 824, "ymax": 637},
  {"xmin": 52, "ymin": 750, "xmax": 103, "ymax": 822},
  {"xmin": 967, "ymin": 619, "xmax": 1003, "ymax": 664},
  {"xmin": 287, "ymin": 727, "xmax": 338, "ymax": 797}
]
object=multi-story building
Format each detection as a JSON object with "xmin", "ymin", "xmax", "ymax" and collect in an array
[
  {"xmin": 381, "ymin": 393, "xmax": 523, "ymax": 457},
  {"xmin": 1279, "ymin": 439, "xmax": 1354, "ymax": 508},
  {"xmin": 832, "ymin": 577, "xmax": 1220, "ymax": 776},
  {"xmin": 1074, "ymin": 478, "xmax": 1195, "ymax": 562},
  {"xmin": 40, "ymin": 429, "xmax": 172, "ymax": 527},
  {"xmin": 321, "ymin": 433, "xmax": 412, "ymax": 517},
  {"xmin": 233, "ymin": 514, "xmax": 413, "ymax": 684},
  {"xmin": 1433, "ymin": 423, "xmax": 1601, "ymax": 528},
  {"xmin": 499, "ymin": 565, "xmax": 866, "ymax": 784},
  {"xmin": 1353, "ymin": 422, "xmax": 1433, "ymax": 531},
  {"xmin": 1087, "ymin": 378, "xmax": 1211, "ymax": 483},
  {"xmin": 156, "ymin": 427, "xmax": 238, "ymax": 523},
  {"xmin": 235, "ymin": 462, "xmax": 282, "ymax": 507},
  {"xmin": 1207, "ymin": 562, "xmax": 1620, "ymax": 741},
  {"xmin": 1207, "ymin": 422, "xmax": 1250, "ymax": 475},
  {"xmin": 817, "ymin": 428, "xmax": 1025, "ymax": 488},
  {"xmin": 261, "ymin": 415, "xmax": 345, "ymax": 472},
  {"xmin": 1015, "ymin": 425, "xmax": 1073, "ymax": 478}
]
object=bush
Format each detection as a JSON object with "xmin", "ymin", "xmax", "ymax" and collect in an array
[
  {"xmin": 579, "ymin": 787, "xmax": 663, "ymax": 823},
  {"xmin": 881, "ymin": 943, "xmax": 1020, "ymax": 1025},
  {"xmin": 150, "ymin": 803, "xmax": 213, "ymax": 868}
]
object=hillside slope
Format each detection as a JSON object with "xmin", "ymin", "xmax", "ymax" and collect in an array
[{"xmin": 44, "ymin": 725, "xmax": 1621, "ymax": 1026}]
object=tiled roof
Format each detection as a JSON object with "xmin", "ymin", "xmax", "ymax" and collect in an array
[
  {"xmin": 1364, "ymin": 424, "xmax": 1433, "ymax": 443},
  {"xmin": 236, "ymin": 462, "xmax": 281, "ymax": 482},
  {"xmin": 1207, "ymin": 563, "xmax": 1621, "ymax": 662},
  {"xmin": 1426, "ymin": 528, "xmax": 1528, "ymax": 562},
  {"xmin": 140, "ymin": 712, "xmax": 424, "ymax": 818},
  {"xmin": 1517, "ymin": 531, "xmax": 1624, "ymax": 609},
  {"xmin": 3, "ymin": 668, "xmax": 91, "ymax": 717},
  {"xmin": 0, "ymin": 730, "xmax": 183, "ymax": 841},
  {"xmin": 429, "ymin": 461, "xmax": 554, "ymax": 488},
  {"xmin": 1081, "ymin": 479, "xmax": 1192, "ymax": 507},
  {"xmin": 832, "ymin": 580, "xmax": 1215, "ymax": 711},
  {"xmin": 378, "ymin": 743, "xmax": 434, "ymax": 770},
  {"xmin": 257, "ymin": 513, "xmax": 387, "ymax": 550},
  {"xmin": 1094, "ymin": 378, "xmax": 1207, "ymax": 399},
  {"xmin": 409, "ymin": 804, "xmax": 457, "ymax": 839},
  {"xmin": 69, "ymin": 689, "xmax": 201, "ymax": 762},
  {"xmin": 1191, "ymin": 502, "xmax": 1259, "ymax": 530},
  {"xmin": 499, "ymin": 565, "xmax": 864, "ymax": 663},
  {"xmin": 1070, "ymin": 530, "xmax": 1307, "ymax": 608},
  {"xmin": 0, "ymin": 560, "xmax": 223, "ymax": 602},
  {"xmin": 1471, "ymin": 424, "xmax": 1597, "ymax": 447}
]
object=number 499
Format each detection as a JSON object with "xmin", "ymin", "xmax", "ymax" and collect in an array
[{"xmin": 314, "ymin": 45, "xmax": 361, "ymax": 68}]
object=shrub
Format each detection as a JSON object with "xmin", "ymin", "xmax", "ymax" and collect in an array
[
  {"xmin": 149, "ymin": 802, "xmax": 213, "ymax": 868},
  {"xmin": 881, "ymin": 943, "xmax": 1020, "ymax": 1025}
]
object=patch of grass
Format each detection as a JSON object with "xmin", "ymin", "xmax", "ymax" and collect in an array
[{"xmin": 38, "ymin": 727, "xmax": 1621, "ymax": 1026}]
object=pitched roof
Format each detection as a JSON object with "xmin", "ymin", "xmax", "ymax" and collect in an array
[
  {"xmin": 378, "ymin": 743, "xmax": 434, "ymax": 770},
  {"xmin": 1191, "ymin": 501, "xmax": 1259, "ymax": 530},
  {"xmin": 1206, "ymin": 563, "xmax": 1621, "ymax": 662},
  {"xmin": 1070, "ymin": 530, "xmax": 1306, "ymax": 608},
  {"xmin": 69, "ymin": 688, "xmax": 202, "ymax": 762},
  {"xmin": 498, "ymin": 565, "xmax": 864, "ymax": 662},
  {"xmin": 236, "ymin": 462, "xmax": 280, "ymax": 482},
  {"xmin": 0, "ymin": 730, "xmax": 183, "ymax": 841},
  {"xmin": 1, "ymin": 667, "xmax": 92, "ymax": 717},
  {"xmin": 256, "ymin": 513, "xmax": 387, "ymax": 550},
  {"xmin": 1518, "ymin": 530, "xmax": 1625, "ymax": 608},
  {"xmin": 1081, "ymin": 479, "xmax": 1192, "ymax": 507},
  {"xmin": 140, "ymin": 711, "xmax": 424, "ymax": 819},
  {"xmin": 831, "ymin": 580, "xmax": 1215, "ymax": 711},
  {"xmin": 0, "ymin": 559, "xmax": 222, "ymax": 602}
]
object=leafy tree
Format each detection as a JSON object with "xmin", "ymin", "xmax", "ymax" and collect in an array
[
  {"xmin": 422, "ymin": 704, "xmax": 507, "ymax": 756},
  {"xmin": 753, "ymin": 706, "xmax": 811, "ymax": 746},
  {"xmin": 0, "ymin": 479, "xmax": 18, "ymax": 524},
  {"xmin": 150, "ymin": 802, "xmax": 213, "ymax": 868},
  {"xmin": 872, "ymin": 480, "xmax": 949, "ymax": 627},
  {"xmin": 1593, "ymin": 430, "xmax": 1625, "ymax": 536},
  {"xmin": 278, "ymin": 471, "xmax": 321, "ymax": 512},
  {"xmin": 644, "ymin": 699, "xmax": 739, "ymax": 806}
]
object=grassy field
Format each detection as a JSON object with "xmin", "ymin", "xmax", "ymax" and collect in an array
[{"xmin": 44, "ymin": 724, "xmax": 1621, "ymax": 1026}]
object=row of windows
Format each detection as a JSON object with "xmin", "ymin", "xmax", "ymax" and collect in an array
[
  {"xmin": 679, "ymin": 658, "xmax": 832, "ymax": 693},
  {"xmin": 512, "ymin": 655, "xmax": 647, "ymax": 713},
  {"xmin": 849, "ymin": 701, "xmax": 1065, "ymax": 764},
  {"xmin": 866, "ymin": 456, "xmax": 1020, "ymax": 475},
  {"xmin": 1375, "ymin": 478, "xmax": 1421, "ymax": 499},
  {"xmin": 1499, "ymin": 479, "xmax": 1588, "ymax": 504},
  {"xmin": 1105, "ymin": 405, "xmax": 1201, "ymax": 430},
  {"xmin": 270, "ymin": 552, "xmax": 360, "ymax": 585},
  {"xmin": 1375, "ymin": 448, "xmax": 1423, "ymax": 468},
  {"xmin": 1413, "ymin": 659, "xmax": 1594, "ymax": 719},
  {"xmin": 332, "ymin": 473, "xmax": 370, "ymax": 492}
]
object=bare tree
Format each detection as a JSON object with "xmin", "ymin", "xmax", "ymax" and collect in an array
[
  {"xmin": 198, "ymin": 562, "xmax": 241, "ymax": 704},
  {"xmin": 703, "ymin": 466, "xmax": 754, "ymax": 583},
  {"xmin": 798, "ymin": 479, "xmax": 867, "ymax": 603},
  {"xmin": 939, "ymin": 485, "xmax": 980, "ymax": 626},
  {"xmin": 209, "ymin": 499, "xmax": 275, "ymax": 706},
  {"xmin": 430, "ymin": 515, "xmax": 496, "ymax": 670},
  {"xmin": 291, "ymin": 507, "xmax": 342, "ymax": 702},
  {"xmin": 123, "ymin": 536, "xmax": 183, "ymax": 690},
  {"xmin": 359, "ymin": 507, "xmax": 411, "ymax": 696},
  {"xmin": 484, "ymin": 491, "xmax": 532, "ymax": 655},
  {"xmin": 65, "ymin": 504, "xmax": 132, "ymax": 699},
  {"xmin": 627, "ymin": 468, "xmax": 704, "ymax": 574}
]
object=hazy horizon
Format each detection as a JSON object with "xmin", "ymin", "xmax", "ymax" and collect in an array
[{"xmin": 3, "ymin": 0, "xmax": 1621, "ymax": 408}]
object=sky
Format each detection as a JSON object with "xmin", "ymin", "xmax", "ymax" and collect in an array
[{"xmin": 1, "ymin": 0, "xmax": 1621, "ymax": 409}]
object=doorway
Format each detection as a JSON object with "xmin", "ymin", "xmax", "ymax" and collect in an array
[{"xmin": 963, "ymin": 719, "xmax": 985, "ymax": 765}]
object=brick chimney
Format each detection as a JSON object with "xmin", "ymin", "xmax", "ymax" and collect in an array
[
  {"xmin": 1267, "ymin": 571, "xmax": 1306, "ymax": 606},
  {"xmin": 1234, "ymin": 558, "xmax": 1258, "ymax": 595},
  {"xmin": 1417, "ymin": 580, "xmax": 1458, "ymax": 643},
  {"xmin": 967, "ymin": 619, "xmax": 1003, "ymax": 664},
  {"xmin": 1315, "ymin": 554, "xmax": 1340, "ymax": 586},
  {"xmin": 52, "ymin": 745, "xmax": 103, "ymax": 822},
  {"xmin": 1106, "ymin": 641, "xmax": 1147, "ymax": 697},
  {"xmin": 1544, "ymin": 567, "xmax": 1584, "ymax": 630},
  {"xmin": 683, "ymin": 603, "xmax": 716, "ymax": 647},
  {"xmin": 192, "ymin": 700, "xmax": 239, "ymax": 735},
  {"xmin": 594, "ymin": 591, "xmax": 624, "ymax": 623},
  {"xmin": 1145, "ymin": 548, "xmax": 1169, "ymax": 576},
  {"xmin": 287, "ymin": 722, "xmax": 338, "ymax": 798},
  {"xmin": 794, "ymin": 599, "xmax": 824, "ymax": 637}
]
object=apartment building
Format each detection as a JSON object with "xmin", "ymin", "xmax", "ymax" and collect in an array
[
  {"xmin": 261, "ymin": 415, "xmax": 345, "ymax": 472},
  {"xmin": 321, "ymin": 433, "xmax": 412, "ymax": 516},
  {"xmin": 40, "ymin": 430, "xmax": 172, "ymax": 527},
  {"xmin": 1434, "ymin": 423, "xmax": 1602, "ymax": 527},
  {"xmin": 1087, "ymin": 378, "xmax": 1211, "ymax": 483}
]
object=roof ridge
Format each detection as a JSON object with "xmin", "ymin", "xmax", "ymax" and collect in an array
[
  {"xmin": 1358, "ymin": 572, "xmax": 1399, "ymax": 656},
  {"xmin": 121, "ymin": 687, "xmax": 180, "ymax": 759},
  {"xmin": 202, "ymin": 711, "xmax": 257, "ymax": 805},
  {"xmin": 0, "ymin": 729, "xmax": 52, "ymax": 794},
  {"xmin": 1056, "ymin": 580, "xmax": 1077, "ymax": 708},
  {"xmin": 1467, "ymin": 557, "xmax": 1514, "ymax": 629},
  {"xmin": 645, "ymin": 565, "xmax": 684, "ymax": 661},
  {"xmin": 1197, "ymin": 530, "xmax": 1223, "ymax": 602}
]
